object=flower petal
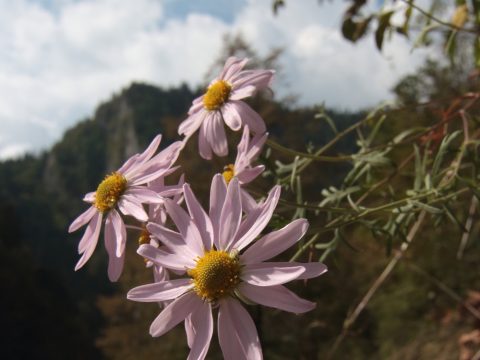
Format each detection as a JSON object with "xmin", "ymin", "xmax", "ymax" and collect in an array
[
  {"xmin": 236, "ymin": 166, "xmax": 264, "ymax": 185},
  {"xmin": 238, "ymin": 283, "xmax": 316, "ymax": 314},
  {"xmin": 138, "ymin": 244, "xmax": 195, "ymax": 270},
  {"xmin": 242, "ymin": 219, "xmax": 309, "ymax": 264},
  {"xmin": 231, "ymin": 69, "xmax": 275, "ymax": 92},
  {"xmin": 123, "ymin": 186, "xmax": 163, "ymax": 203},
  {"xmin": 209, "ymin": 174, "xmax": 227, "ymax": 248},
  {"xmin": 69, "ymin": 206, "xmax": 96, "ymax": 233},
  {"xmin": 219, "ymin": 298, "xmax": 262, "ymax": 359},
  {"xmin": 240, "ymin": 189, "xmax": 258, "ymax": 214},
  {"xmin": 149, "ymin": 292, "xmax": 203, "ymax": 337},
  {"xmin": 199, "ymin": 117, "xmax": 213, "ymax": 160},
  {"xmin": 147, "ymin": 222, "xmax": 197, "ymax": 260},
  {"xmin": 187, "ymin": 301, "xmax": 213, "ymax": 360},
  {"xmin": 295, "ymin": 262, "xmax": 328, "ymax": 279},
  {"xmin": 184, "ymin": 183, "xmax": 214, "ymax": 250},
  {"xmin": 179, "ymin": 110, "xmax": 204, "ymax": 136},
  {"xmin": 77, "ymin": 211, "xmax": 101, "ymax": 254},
  {"xmin": 233, "ymin": 185, "xmax": 281, "ymax": 251},
  {"xmin": 117, "ymin": 198, "xmax": 148, "ymax": 222},
  {"xmin": 75, "ymin": 212, "xmax": 103, "ymax": 271},
  {"xmin": 127, "ymin": 278, "xmax": 193, "ymax": 302},
  {"xmin": 229, "ymin": 85, "xmax": 256, "ymax": 101},
  {"xmin": 220, "ymin": 57, "xmax": 249, "ymax": 81},
  {"xmin": 220, "ymin": 178, "xmax": 243, "ymax": 251},
  {"xmin": 231, "ymin": 100, "xmax": 266, "ymax": 134},
  {"xmin": 241, "ymin": 262, "xmax": 306, "ymax": 286},
  {"xmin": 185, "ymin": 314, "xmax": 195, "ymax": 349},
  {"xmin": 164, "ymin": 199, "xmax": 204, "ymax": 256},
  {"xmin": 221, "ymin": 102, "xmax": 242, "ymax": 131},
  {"xmin": 207, "ymin": 111, "xmax": 228, "ymax": 157},
  {"xmin": 129, "ymin": 141, "xmax": 183, "ymax": 185},
  {"xmin": 83, "ymin": 192, "xmax": 95, "ymax": 203},
  {"xmin": 104, "ymin": 214, "xmax": 124, "ymax": 282},
  {"xmin": 135, "ymin": 134, "xmax": 162, "ymax": 164},
  {"xmin": 110, "ymin": 209, "xmax": 126, "ymax": 257}
]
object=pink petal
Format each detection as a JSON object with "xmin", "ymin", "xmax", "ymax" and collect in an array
[
  {"xmin": 149, "ymin": 292, "xmax": 203, "ymax": 337},
  {"xmin": 123, "ymin": 186, "xmax": 163, "ymax": 203},
  {"xmin": 136, "ymin": 134, "xmax": 162, "ymax": 164},
  {"xmin": 185, "ymin": 314, "xmax": 195, "ymax": 349},
  {"xmin": 238, "ymin": 283, "xmax": 316, "ymax": 314},
  {"xmin": 129, "ymin": 141, "xmax": 183, "ymax": 185},
  {"xmin": 187, "ymin": 302, "xmax": 213, "ymax": 360},
  {"xmin": 207, "ymin": 111, "xmax": 228, "ymax": 157},
  {"xmin": 75, "ymin": 212, "xmax": 103, "ymax": 271},
  {"xmin": 241, "ymin": 262, "xmax": 306, "ymax": 286},
  {"xmin": 233, "ymin": 185, "xmax": 281, "ymax": 251},
  {"xmin": 104, "ymin": 214, "xmax": 124, "ymax": 282},
  {"xmin": 236, "ymin": 166, "xmax": 264, "ymax": 185},
  {"xmin": 199, "ymin": 117, "xmax": 213, "ymax": 160},
  {"xmin": 117, "ymin": 197, "xmax": 148, "ymax": 222},
  {"xmin": 219, "ymin": 298, "xmax": 262, "ymax": 359},
  {"xmin": 241, "ymin": 219, "xmax": 309, "ymax": 264},
  {"xmin": 221, "ymin": 102, "xmax": 243, "ymax": 131},
  {"xmin": 77, "ymin": 211, "xmax": 102, "ymax": 254},
  {"xmin": 295, "ymin": 262, "xmax": 328, "ymax": 279},
  {"xmin": 235, "ymin": 125, "xmax": 250, "ymax": 160},
  {"xmin": 138, "ymin": 244, "xmax": 195, "ymax": 270},
  {"xmin": 127, "ymin": 278, "xmax": 193, "ymax": 302},
  {"xmin": 220, "ymin": 57, "xmax": 249, "ymax": 81},
  {"xmin": 220, "ymin": 178, "xmax": 243, "ymax": 251},
  {"xmin": 231, "ymin": 69, "xmax": 275, "ymax": 92},
  {"xmin": 209, "ymin": 174, "xmax": 227, "ymax": 248},
  {"xmin": 180, "ymin": 110, "xmax": 205, "ymax": 135},
  {"xmin": 110, "ymin": 209, "xmax": 126, "ymax": 257},
  {"xmin": 164, "ymin": 199, "xmax": 204, "ymax": 256},
  {"xmin": 83, "ymin": 192, "xmax": 95, "ymax": 203},
  {"xmin": 245, "ymin": 132, "xmax": 268, "ymax": 162},
  {"xmin": 229, "ymin": 85, "xmax": 256, "ymax": 100},
  {"xmin": 231, "ymin": 101, "xmax": 266, "ymax": 134},
  {"xmin": 184, "ymin": 183, "xmax": 214, "ymax": 250},
  {"xmin": 69, "ymin": 206, "xmax": 96, "ymax": 233},
  {"xmin": 240, "ymin": 189, "xmax": 258, "ymax": 214},
  {"xmin": 117, "ymin": 154, "xmax": 140, "ymax": 174},
  {"xmin": 147, "ymin": 222, "xmax": 197, "ymax": 260},
  {"xmin": 187, "ymin": 98, "xmax": 204, "ymax": 116},
  {"xmin": 153, "ymin": 265, "xmax": 169, "ymax": 283},
  {"xmin": 218, "ymin": 300, "xmax": 246, "ymax": 359}
]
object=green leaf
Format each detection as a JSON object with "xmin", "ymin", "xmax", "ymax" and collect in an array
[{"xmin": 375, "ymin": 10, "xmax": 394, "ymax": 51}]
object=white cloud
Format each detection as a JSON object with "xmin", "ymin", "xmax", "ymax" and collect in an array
[{"xmin": 0, "ymin": 0, "xmax": 431, "ymax": 159}]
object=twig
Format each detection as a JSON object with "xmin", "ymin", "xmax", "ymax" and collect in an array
[{"xmin": 457, "ymin": 195, "xmax": 478, "ymax": 259}]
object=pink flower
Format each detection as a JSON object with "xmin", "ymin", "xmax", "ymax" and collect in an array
[
  {"xmin": 68, "ymin": 135, "xmax": 183, "ymax": 282},
  {"xmin": 178, "ymin": 57, "xmax": 274, "ymax": 160},
  {"xmin": 128, "ymin": 175, "xmax": 327, "ymax": 359},
  {"xmin": 222, "ymin": 125, "xmax": 268, "ymax": 212}
]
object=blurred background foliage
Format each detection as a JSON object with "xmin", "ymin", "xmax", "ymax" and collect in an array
[{"xmin": 1, "ymin": 0, "xmax": 480, "ymax": 359}]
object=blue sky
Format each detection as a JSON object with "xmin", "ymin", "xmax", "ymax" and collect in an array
[{"xmin": 0, "ymin": 0, "xmax": 431, "ymax": 159}]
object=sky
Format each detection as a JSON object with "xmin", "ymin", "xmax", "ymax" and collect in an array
[{"xmin": 0, "ymin": 0, "xmax": 433, "ymax": 159}]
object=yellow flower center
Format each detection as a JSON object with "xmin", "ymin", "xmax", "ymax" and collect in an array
[
  {"xmin": 138, "ymin": 228, "xmax": 151, "ymax": 264},
  {"xmin": 94, "ymin": 172, "xmax": 127, "ymax": 212},
  {"xmin": 222, "ymin": 164, "xmax": 235, "ymax": 184},
  {"xmin": 138, "ymin": 228, "xmax": 150, "ymax": 246},
  {"xmin": 188, "ymin": 250, "xmax": 241, "ymax": 302},
  {"xmin": 203, "ymin": 80, "xmax": 232, "ymax": 111}
]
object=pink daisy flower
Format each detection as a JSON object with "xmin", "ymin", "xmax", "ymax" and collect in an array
[
  {"xmin": 222, "ymin": 125, "xmax": 268, "ymax": 212},
  {"xmin": 68, "ymin": 135, "xmax": 183, "ymax": 281},
  {"xmin": 128, "ymin": 175, "xmax": 327, "ymax": 359},
  {"xmin": 178, "ymin": 57, "xmax": 274, "ymax": 160}
]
